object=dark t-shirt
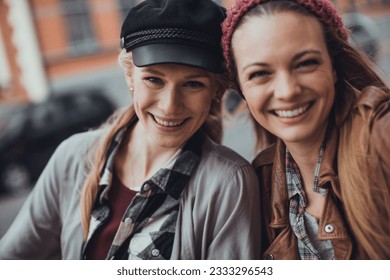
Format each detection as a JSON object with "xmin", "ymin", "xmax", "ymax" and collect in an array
[{"xmin": 86, "ymin": 173, "xmax": 136, "ymax": 260}]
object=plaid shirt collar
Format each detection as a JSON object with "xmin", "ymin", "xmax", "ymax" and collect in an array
[
  {"xmin": 286, "ymin": 142, "xmax": 326, "ymax": 200},
  {"xmin": 83, "ymin": 118, "xmax": 203, "ymax": 259},
  {"xmin": 97, "ymin": 118, "xmax": 202, "ymax": 203},
  {"xmin": 285, "ymin": 142, "xmax": 327, "ymax": 260}
]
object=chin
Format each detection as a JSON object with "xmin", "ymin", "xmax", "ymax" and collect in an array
[{"xmin": 274, "ymin": 130, "xmax": 308, "ymax": 144}]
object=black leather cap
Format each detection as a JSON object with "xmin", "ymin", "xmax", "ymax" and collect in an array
[{"xmin": 120, "ymin": 0, "xmax": 226, "ymax": 73}]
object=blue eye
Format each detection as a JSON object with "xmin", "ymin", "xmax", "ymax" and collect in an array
[
  {"xmin": 185, "ymin": 81, "xmax": 204, "ymax": 88},
  {"xmin": 145, "ymin": 77, "xmax": 163, "ymax": 84}
]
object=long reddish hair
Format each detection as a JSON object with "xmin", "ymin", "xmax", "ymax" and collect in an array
[{"xmin": 225, "ymin": 0, "xmax": 390, "ymax": 259}]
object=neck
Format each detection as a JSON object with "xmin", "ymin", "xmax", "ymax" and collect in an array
[
  {"xmin": 284, "ymin": 124, "xmax": 327, "ymax": 187},
  {"xmin": 115, "ymin": 122, "xmax": 180, "ymax": 190}
]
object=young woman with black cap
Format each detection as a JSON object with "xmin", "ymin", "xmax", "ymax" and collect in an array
[{"xmin": 0, "ymin": 0, "xmax": 261, "ymax": 260}]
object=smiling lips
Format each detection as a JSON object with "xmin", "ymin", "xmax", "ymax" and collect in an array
[
  {"xmin": 153, "ymin": 116, "xmax": 186, "ymax": 127},
  {"xmin": 274, "ymin": 103, "xmax": 311, "ymax": 118}
]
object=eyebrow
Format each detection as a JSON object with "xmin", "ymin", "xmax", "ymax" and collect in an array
[
  {"xmin": 242, "ymin": 49, "xmax": 322, "ymax": 71},
  {"xmin": 292, "ymin": 49, "xmax": 321, "ymax": 61},
  {"xmin": 185, "ymin": 73, "xmax": 211, "ymax": 79}
]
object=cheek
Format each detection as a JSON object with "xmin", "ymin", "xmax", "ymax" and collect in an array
[
  {"xmin": 320, "ymin": 76, "xmax": 336, "ymax": 109},
  {"xmin": 243, "ymin": 89, "xmax": 265, "ymax": 110},
  {"xmin": 195, "ymin": 99, "xmax": 214, "ymax": 124},
  {"xmin": 244, "ymin": 98, "xmax": 264, "ymax": 122},
  {"xmin": 245, "ymin": 90, "xmax": 270, "ymax": 121},
  {"xmin": 132, "ymin": 94, "xmax": 149, "ymax": 116},
  {"xmin": 195, "ymin": 92, "xmax": 213, "ymax": 108},
  {"xmin": 236, "ymin": 73, "xmax": 247, "ymax": 93},
  {"xmin": 197, "ymin": 99, "xmax": 212, "ymax": 118},
  {"xmin": 325, "ymin": 88, "xmax": 336, "ymax": 114}
]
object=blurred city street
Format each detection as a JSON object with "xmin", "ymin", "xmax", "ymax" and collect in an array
[{"xmin": 1, "ymin": 0, "xmax": 390, "ymax": 241}]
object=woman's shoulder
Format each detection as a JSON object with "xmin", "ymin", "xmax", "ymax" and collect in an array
[
  {"xmin": 352, "ymin": 85, "xmax": 390, "ymax": 166},
  {"xmin": 200, "ymin": 137, "xmax": 252, "ymax": 169},
  {"xmin": 35, "ymin": 129, "xmax": 106, "ymax": 193},
  {"xmin": 353, "ymin": 86, "xmax": 390, "ymax": 132},
  {"xmin": 56, "ymin": 129, "xmax": 104, "ymax": 156},
  {"xmin": 193, "ymin": 137, "xmax": 258, "ymax": 187},
  {"xmin": 252, "ymin": 143, "xmax": 276, "ymax": 170},
  {"xmin": 189, "ymin": 137, "xmax": 259, "ymax": 193},
  {"xmin": 47, "ymin": 129, "xmax": 106, "ymax": 172}
]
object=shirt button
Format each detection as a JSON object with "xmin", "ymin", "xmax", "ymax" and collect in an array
[
  {"xmin": 151, "ymin": 249, "xmax": 160, "ymax": 257},
  {"xmin": 325, "ymin": 224, "xmax": 334, "ymax": 233},
  {"xmin": 265, "ymin": 253, "xmax": 274, "ymax": 260},
  {"xmin": 143, "ymin": 184, "xmax": 151, "ymax": 192}
]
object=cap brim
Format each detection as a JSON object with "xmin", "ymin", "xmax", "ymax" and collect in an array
[{"xmin": 132, "ymin": 43, "xmax": 224, "ymax": 73}]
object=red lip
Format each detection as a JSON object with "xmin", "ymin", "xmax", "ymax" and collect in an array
[{"xmin": 150, "ymin": 113, "xmax": 189, "ymax": 131}]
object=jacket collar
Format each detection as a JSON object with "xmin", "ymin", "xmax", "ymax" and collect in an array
[
  {"xmin": 318, "ymin": 126, "xmax": 341, "ymax": 198},
  {"xmin": 269, "ymin": 126, "xmax": 340, "ymax": 227},
  {"xmin": 269, "ymin": 139, "xmax": 288, "ymax": 228}
]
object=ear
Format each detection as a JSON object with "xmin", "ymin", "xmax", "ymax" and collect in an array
[{"xmin": 124, "ymin": 72, "xmax": 134, "ymax": 89}]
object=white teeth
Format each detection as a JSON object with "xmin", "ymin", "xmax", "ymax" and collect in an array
[
  {"xmin": 154, "ymin": 117, "xmax": 185, "ymax": 127},
  {"xmin": 274, "ymin": 104, "xmax": 310, "ymax": 118}
]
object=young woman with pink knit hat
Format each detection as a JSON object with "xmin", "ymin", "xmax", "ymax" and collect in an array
[{"xmin": 222, "ymin": 0, "xmax": 390, "ymax": 259}]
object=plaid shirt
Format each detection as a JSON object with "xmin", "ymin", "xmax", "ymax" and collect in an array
[
  {"xmin": 286, "ymin": 143, "xmax": 334, "ymax": 260},
  {"xmin": 82, "ymin": 121, "xmax": 202, "ymax": 260}
]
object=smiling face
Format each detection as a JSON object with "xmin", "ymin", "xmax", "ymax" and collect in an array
[
  {"xmin": 128, "ymin": 63, "xmax": 217, "ymax": 149},
  {"xmin": 232, "ymin": 11, "xmax": 336, "ymax": 147}
]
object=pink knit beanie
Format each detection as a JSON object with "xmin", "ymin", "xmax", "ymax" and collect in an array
[{"xmin": 222, "ymin": 0, "xmax": 349, "ymax": 79}]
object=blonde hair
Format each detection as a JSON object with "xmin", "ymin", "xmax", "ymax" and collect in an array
[{"xmin": 80, "ymin": 50, "xmax": 229, "ymax": 240}]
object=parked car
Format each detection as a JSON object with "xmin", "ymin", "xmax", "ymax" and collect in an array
[
  {"xmin": 342, "ymin": 12, "xmax": 380, "ymax": 61},
  {"xmin": 0, "ymin": 89, "xmax": 116, "ymax": 194}
]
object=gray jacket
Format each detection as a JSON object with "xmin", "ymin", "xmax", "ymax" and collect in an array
[{"xmin": 0, "ymin": 130, "xmax": 261, "ymax": 259}]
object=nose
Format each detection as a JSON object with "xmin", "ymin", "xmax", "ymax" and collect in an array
[
  {"xmin": 273, "ymin": 72, "xmax": 301, "ymax": 100},
  {"xmin": 158, "ymin": 86, "xmax": 182, "ymax": 115}
]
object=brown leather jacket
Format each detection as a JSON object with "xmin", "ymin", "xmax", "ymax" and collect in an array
[{"xmin": 252, "ymin": 86, "xmax": 390, "ymax": 259}]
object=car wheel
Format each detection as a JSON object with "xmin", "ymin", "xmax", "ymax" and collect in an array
[{"xmin": 1, "ymin": 163, "xmax": 31, "ymax": 194}]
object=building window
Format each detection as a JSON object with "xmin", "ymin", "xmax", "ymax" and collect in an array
[
  {"xmin": 61, "ymin": 0, "xmax": 97, "ymax": 56},
  {"xmin": 118, "ymin": 0, "xmax": 140, "ymax": 19},
  {"xmin": 118, "ymin": 1, "xmax": 226, "ymax": 19}
]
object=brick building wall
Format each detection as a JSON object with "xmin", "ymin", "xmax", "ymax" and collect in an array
[{"xmin": 0, "ymin": 0, "xmax": 389, "ymax": 105}]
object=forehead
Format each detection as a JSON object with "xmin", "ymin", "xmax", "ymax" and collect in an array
[
  {"xmin": 133, "ymin": 63, "xmax": 212, "ymax": 77},
  {"xmin": 232, "ymin": 11, "xmax": 328, "ymax": 59}
]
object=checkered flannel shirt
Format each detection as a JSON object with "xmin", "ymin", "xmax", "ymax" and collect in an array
[
  {"xmin": 286, "ymin": 143, "xmax": 334, "ymax": 260},
  {"xmin": 82, "ymin": 122, "xmax": 202, "ymax": 260}
]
